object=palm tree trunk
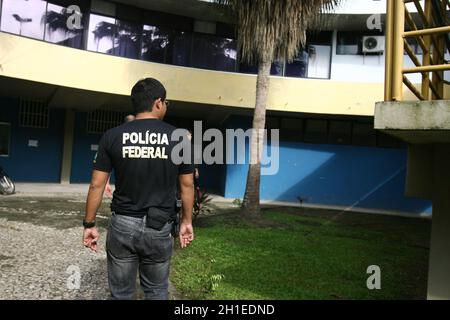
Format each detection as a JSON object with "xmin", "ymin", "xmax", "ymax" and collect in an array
[{"xmin": 241, "ymin": 57, "xmax": 271, "ymax": 218}]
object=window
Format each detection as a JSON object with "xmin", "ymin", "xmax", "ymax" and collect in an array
[
  {"xmin": 19, "ymin": 99, "xmax": 49, "ymax": 128},
  {"xmin": 114, "ymin": 19, "xmax": 140, "ymax": 59},
  {"xmin": 192, "ymin": 33, "xmax": 237, "ymax": 72},
  {"xmin": 285, "ymin": 49, "xmax": 309, "ymax": 78},
  {"xmin": 0, "ymin": 0, "xmax": 47, "ymax": 39},
  {"xmin": 0, "ymin": 123, "xmax": 11, "ymax": 156},
  {"xmin": 0, "ymin": 0, "xmax": 87, "ymax": 48},
  {"xmin": 336, "ymin": 32, "xmax": 360, "ymax": 55},
  {"xmin": 337, "ymin": 31, "xmax": 383, "ymax": 55},
  {"xmin": 87, "ymin": 109, "xmax": 128, "ymax": 134},
  {"xmin": 43, "ymin": 2, "xmax": 84, "ymax": 49},
  {"xmin": 270, "ymin": 60, "xmax": 284, "ymax": 76},
  {"xmin": 170, "ymin": 30, "xmax": 192, "ymax": 67},
  {"xmin": 285, "ymin": 44, "xmax": 331, "ymax": 79},
  {"xmin": 87, "ymin": 13, "xmax": 115, "ymax": 54},
  {"xmin": 141, "ymin": 25, "xmax": 171, "ymax": 63},
  {"xmin": 239, "ymin": 61, "xmax": 285, "ymax": 76},
  {"xmin": 307, "ymin": 45, "xmax": 331, "ymax": 79}
]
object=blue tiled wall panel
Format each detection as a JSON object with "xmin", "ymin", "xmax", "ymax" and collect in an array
[
  {"xmin": 224, "ymin": 140, "xmax": 432, "ymax": 215},
  {"xmin": 0, "ymin": 97, "xmax": 64, "ymax": 182},
  {"xmin": 70, "ymin": 112, "xmax": 103, "ymax": 183}
]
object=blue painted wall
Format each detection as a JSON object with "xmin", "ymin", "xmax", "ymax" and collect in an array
[
  {"xmin": 223, "ymin": 117, "xmax": 432, "ymax": 215},
  {"xmin": 70, "ymin": 112, "xmax": 103, "ymax": 183},
  {"xmin": 0, "ymin": 97, "xmax": 64, "ymax": 182},
  {"xmin": 0, "ymin": 98, "xmax": 433, "ymax": 215}
]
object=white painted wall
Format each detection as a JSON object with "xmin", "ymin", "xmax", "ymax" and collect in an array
[
  {"xmin": 329, "ymin": 31, "xmax": 450, "ymax": 84},
  {"xmin": 333, "ymin": 0, "xmax": 423, "ymax": 14}
]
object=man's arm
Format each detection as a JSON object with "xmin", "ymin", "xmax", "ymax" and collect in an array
[
  {"xmin": 104, "ymin": 176, "xmax": 113, "ymax": 199},
  {"xmin": 178, "ymin": 173, "xmax": 194, "ymax": 248},
  {"xmin": 83, "ymin": 170, "xmax": 110, "ymax": 252}
]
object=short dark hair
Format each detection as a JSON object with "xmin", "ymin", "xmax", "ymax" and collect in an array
[{"xmin": 130, "ymin": 78, "xmax": 166, "ymax": 114}]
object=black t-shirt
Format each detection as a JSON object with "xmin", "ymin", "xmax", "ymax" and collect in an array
[{"xmin": 93, "ymin": 118, "xmax": 194, "ymax": 216}]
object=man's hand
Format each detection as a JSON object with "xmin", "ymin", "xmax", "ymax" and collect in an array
[
  {"xmin": 83, "ymin": 170, "xmax": 109, "ymax": 253},
  {"xmin": 178, "ymin": 173, "xmax": 194, "ymax": 249},
  {"xmin": 179, "ymin": 222, "xmax": 194, "ymax": 248},
  {"xmin": 83, "ymin": 227, "xmax": 99, "ymax": 252}
]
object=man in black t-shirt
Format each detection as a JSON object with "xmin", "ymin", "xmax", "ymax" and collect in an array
[
  {"xmin": 104, "ymin": 114, "xmax": 135, "ymax": 199},
  {"xmin": 83, "ymin": 78, "xmax": 194, "ymax": 300}
]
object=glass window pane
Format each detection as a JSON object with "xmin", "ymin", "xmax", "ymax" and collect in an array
[
  {"xmin": 285, "ymin": 49, "xmax": 309, "ymax": 78},
  {"xmin": 214, "ymin": 37, "xmax": 236, "ymax": 72},
  {"xmin": 170, "ymin": 31, "xmax": 192, "ymax": 67},
  {"xmin": 307, "ymin": 45, "xmax": 331, "ymax": 79},
  {"xmin": 87, "ymin": 13, "xmax": 115, "ymax": 54},
  {"xmin": 192, "ymin": 34, "xmax": 237, "ymax": 72},
  {"xmin": 270, "ymin": 60, "xmax": 283, "ymax": 76},
  {"xmin": 44, "ymin": 3, "xmax": 83, "ymax": 49},
  {"xmin": 192, "ymin": 34, "xmax": 214, "ymax": 70},
  {"xmin": 239, "ymin": 62, "xmax": 258, "ymax": 74},
  {"xmin": 142, "ymin": 25, "xmax": 170, "ymax": 63},
  {"xmin": 336, "ymin": 32, "xmax": 360, "ymax": 55},
  {"xmin": 239, "ymin": 61, "xmax": 284, "ymax": 75},
  {"xmin": 0, "ymin": 0, "xmax": 46, "ymax": 40},
  {"xmin": 114, "ymin": 20, "xmax": 140, "ymax": 59}
]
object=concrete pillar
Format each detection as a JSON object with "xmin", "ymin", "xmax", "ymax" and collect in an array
[
  {"xmin": 60, "ymin": 109, "xmax": 75, "ymax": 184},
  {"xmin": 405, "ymin": 144, "xmax": 433, "ymax": 199},
  {"xmin": 427, "ymin": 144, "xmax": 450, "ymax": 299}
]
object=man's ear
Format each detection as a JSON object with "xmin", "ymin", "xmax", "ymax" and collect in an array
[
  {"xmin": 151, "ymin": 99, "xmax": 160, "ymax": 111},
  {"xmin": 155, "ymin": 98, "xmax": 162, "ymax": 110}
]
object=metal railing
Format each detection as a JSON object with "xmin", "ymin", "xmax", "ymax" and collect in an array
[{"xmin": 385, "ymin": 0, "xmax": 450, "ymax": 101}]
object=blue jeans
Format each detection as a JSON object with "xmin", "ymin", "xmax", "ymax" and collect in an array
[{"xmin": 106, "ymin": 212, "xmax": 173, "ymax": 300}]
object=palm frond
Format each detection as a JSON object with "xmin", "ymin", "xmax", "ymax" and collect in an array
[
  {"xmin": 214, "ymin": 0, "xmax": 342, "ymax": 64},
  {"xmin": 41, "ymin": 9, "xmax": 75, "ymax": 34},
  {"xmin": 92, "ymin": 21, "xmax": 115, "ymax": 42}
]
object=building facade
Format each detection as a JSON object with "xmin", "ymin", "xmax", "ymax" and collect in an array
[{"xmin": 1, "ymin": 0, "xmax": 448, "ymax": 216}]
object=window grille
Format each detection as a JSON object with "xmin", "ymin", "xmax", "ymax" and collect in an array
[
  {"xmin": 87, "ymin": 109, "xmax": 129, "ymax": 134},
  {"xmin": 19, "ymin": 99, "xmax": 49, "ymax": 128}
]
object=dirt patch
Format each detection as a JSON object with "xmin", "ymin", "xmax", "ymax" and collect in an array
[{"xmin": 0, "ymin": 197, "xmax": 111, "ymax": 230}]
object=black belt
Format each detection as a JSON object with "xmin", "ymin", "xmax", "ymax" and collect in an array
[
  {"xmin": 112, "ymin": 211, "xmax": 176, "ymax": 221},
  {"xmin": 112, "ymin": 211, "xmax": 146, "ymax": 218}
]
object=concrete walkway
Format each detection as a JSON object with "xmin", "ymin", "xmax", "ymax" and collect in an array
[
  {"xmin": 11, "ymin": 183, "xmax": 91, "ymax": 197},
  {"xmin": 6, "ymin": 183, "xmax": 429, "ymax": 219}
]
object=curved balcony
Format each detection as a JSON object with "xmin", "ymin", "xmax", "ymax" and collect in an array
[{"xmin": 0, "ymin": 31, "xmax": 390, "ymax": 116}]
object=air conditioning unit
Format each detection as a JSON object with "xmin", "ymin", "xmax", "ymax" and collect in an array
[{"xmin": 362, "ymin": 36, "xmax": 385, "ymax": 53}]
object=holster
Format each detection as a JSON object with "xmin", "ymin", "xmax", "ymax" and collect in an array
[
  {"xmin": 171, "ymin": 213, "xmax": 180, "ymax": 238},
  {"xmin": 170, "ymin": 198, "xmax": 182, "ymax": 238},
  {"xmin": 146, "ymin": 207, "xmax": 171, "ymax": 230}
]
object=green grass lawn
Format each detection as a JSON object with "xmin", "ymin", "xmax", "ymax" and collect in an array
[{"xmin": 171, "ymin": 207, "xmax": 430, "ymax": 300}]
